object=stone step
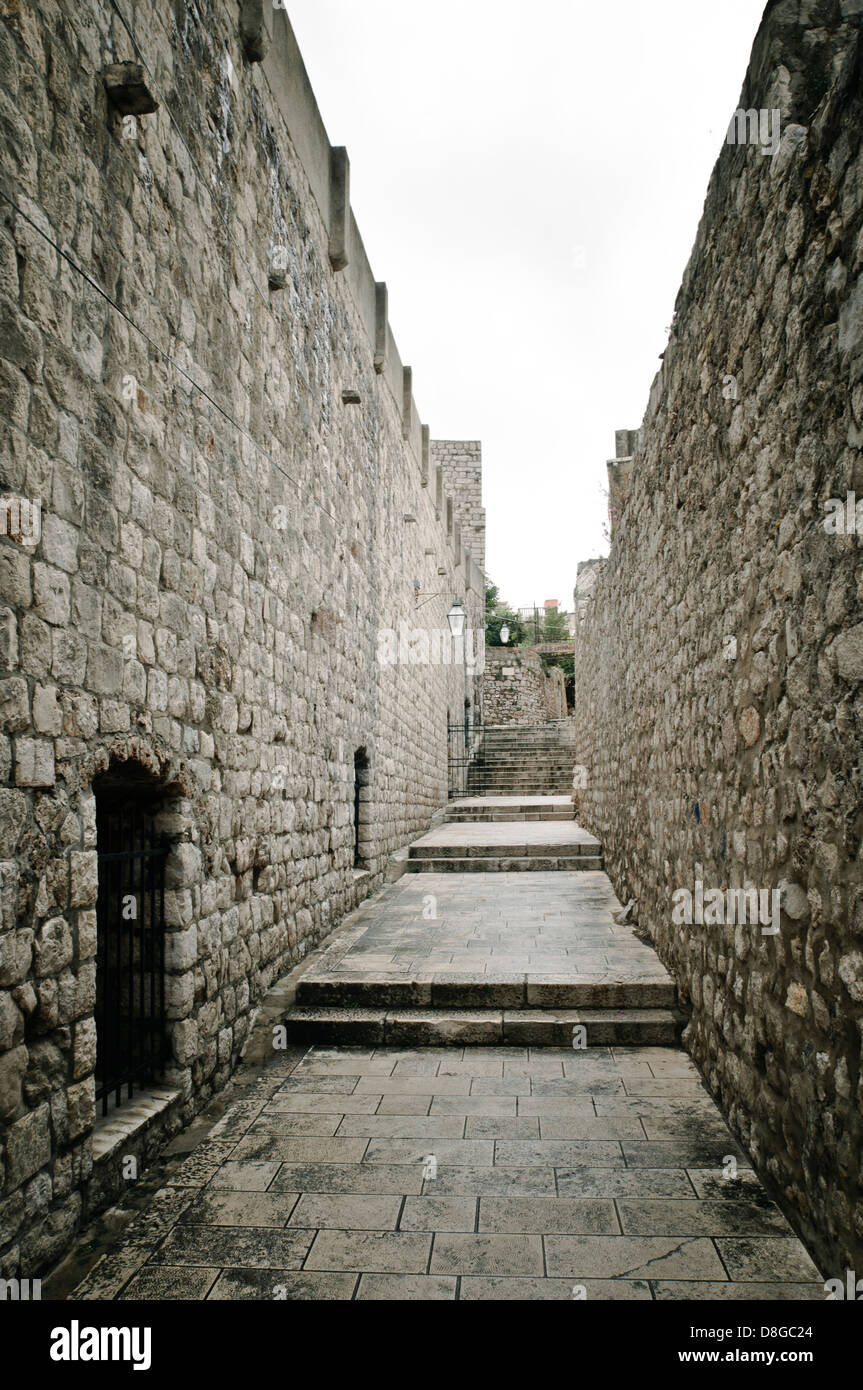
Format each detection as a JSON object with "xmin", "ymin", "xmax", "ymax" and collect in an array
[
  {"xmin": 479, "ymin": 742, "xmax": 571, "ymax": 748},
  {"xmin": 280, "ymin": 1006, "xmax": 682, "ymax": 1047},
  {"xmin": 474, "ymin": 758, "xmax": 572, "ymax": 767},
  {"xmin": 467, "ymin": 779, "xmax": 574, "ymax": 788},
  {"xmin": 296, "ymin": 977, "xmax": 677, "ymax": 1010},
  {"xmin": 409, "ymin": 840, "xmax": 599, "ymax": 859},
  {"xmin": 444, "ymin": 798, "xmax": 575, "ymax": 822},
  {"xmin": 466, "ymin": 786, "xmax": 575, "ymax": 795},
  {"xmin": 445, "ymin": 809, "xmax": 576, "ymax": 822},
  {"xmin": 404, "ymin": 854, "xmax": 604, "ymax": 872},
  {"xmin": 467, "ymin": 772, "xmax": 575, "ymax": 781}
]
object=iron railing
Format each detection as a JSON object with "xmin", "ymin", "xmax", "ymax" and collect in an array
[{"xmin": 95, "ymin": 801, "xmax": 169, "ymax": 1115}]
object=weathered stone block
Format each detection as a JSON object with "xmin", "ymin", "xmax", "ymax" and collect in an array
[
  {"xmin": 14, "ymin": 737, "xmax": 55, "ymax": 786},
  {"xmin": 5, "ymin": 1104, "xmax": 50, "ymax": 1189},
  {"xmin": 33, "ymin": 917, "xmax": 73, "ymax": 977}
]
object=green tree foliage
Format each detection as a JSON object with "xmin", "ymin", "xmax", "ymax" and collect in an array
[{"xmin": 485, "ymin": 581, "xmax": 526, "ymax": 647}]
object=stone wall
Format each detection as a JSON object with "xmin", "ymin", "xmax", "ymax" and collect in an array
[
  {"xmin": 482, "ymin": 647, "xmax": 564, "ymax": 726},
  {"xmin": 431, "ymin": 440, "xmax": 485, "ymax": 577},
  {"xmin": 0, "ymin": 0, "xmax": 484, "ymax": 1275},
  {"xmin": 575, "ymin": 3, "xmax": 863, "ymax": 1275}
]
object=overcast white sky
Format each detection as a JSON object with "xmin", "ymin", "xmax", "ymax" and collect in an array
[{"xmin": 288, "ymin": 0, "xmax": 767, "ymax": 610}]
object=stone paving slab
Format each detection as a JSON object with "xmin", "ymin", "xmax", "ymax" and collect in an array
[
  {"xmin": 57, "ymin": 1045, "xmax": 825, "ymax": 1302},
  {"xmin": 297, "ymin": 873, "xmax": 674, "ymax": 1006}
]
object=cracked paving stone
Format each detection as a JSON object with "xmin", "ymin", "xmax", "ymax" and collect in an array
[{"xmin": 544, "ymin": 1235, "xmax": 727, "ymax": 1280}]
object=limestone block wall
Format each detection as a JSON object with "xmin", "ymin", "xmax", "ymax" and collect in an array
[
  {"xmin": 575, "ymin": 5, "xmax": 863, "ymax": 1275},
  {"xmin": 543, "ymin": 664, "xmax": 567, "ymax": 721},
  {"xmin": 431, "ymin": 440, "xmax": 485, "ymax": 575},
  {"xmin": 0, "ymin": 0, "xmax": 484, "ymax": 1275},
  {"xmin": 483, "ymin": 647, "xmax": 562, "ymax": 726}
]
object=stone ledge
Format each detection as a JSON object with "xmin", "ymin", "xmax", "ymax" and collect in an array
[{"xmin": 91, "ymin": 1087, "xmax": 182, "ymax": 1164}]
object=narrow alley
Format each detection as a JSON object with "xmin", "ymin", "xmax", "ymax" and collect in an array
[{"xmin": 44, "ymin": 734, "xmax": 821, "ymax": 1301}]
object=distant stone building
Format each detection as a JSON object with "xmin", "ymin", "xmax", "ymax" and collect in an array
[{"xmin": 0, "ymin": 2, "xmax": 485, "ymax": 1275}]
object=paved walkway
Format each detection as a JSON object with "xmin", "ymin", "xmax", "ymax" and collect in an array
[
  {"xmin": 50, "ymin": 1044, "xmax": 822, "ymax": 1301},
  {"xmin": 300, "ymin": 872, "xmax": 671, "ymax": 992},
  {"xmin": 44, "ymin": 792, "xmax": 825, "ymax": 1300}
]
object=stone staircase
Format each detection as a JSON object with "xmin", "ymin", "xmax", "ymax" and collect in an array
[
  {"xmin": 465, "ymin": 725, "xmax": 575, "ymax": 795},
  {"xmin": 276, "ymin": 720, "xmax": 683, "ymax": 1049}
]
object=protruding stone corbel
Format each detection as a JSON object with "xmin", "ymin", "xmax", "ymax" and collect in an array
[
  {"xmin": 239, "ymin": 0, "xmax": 271, "ymax": 63},
  {"xmin": 329, "ymin": 147, "xmax": 350, "ymax": 272},
  {"xmin": 102, "ymin": 63, "xmax": 159, "ymax": 116}
]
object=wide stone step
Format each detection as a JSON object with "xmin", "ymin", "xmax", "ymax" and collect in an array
[
  {"xmin": 467, "ymin": 779, "xmax": 575, "ymax": 786},
  {"xmin": 297, "ymin": 977, "xmax": 677, "ymax": 1010},
  {"xmin": 444, "ymin": 797, "xmax": 575, "ymax": 823},
  {"xmin": 410, "ymin": 839, "xmax": 599, "ymax": 859},
  {"xmin": 280, "ymin": 1006, "xmax": 682, "ymax": 1047},
  {"xmin": 474, "ymin": 759, "xmax": 572, "ymax": 767},
  {"xmin": 466, "ymin": 786, "xmax": 576, "ymax": 796},
  {"xmin": 446, "ymin": 809, "xmax": 576, "ymax": 822},
  {"xmin": 405, "ymin": 854, "xmax": 604, "ymax": 872}
]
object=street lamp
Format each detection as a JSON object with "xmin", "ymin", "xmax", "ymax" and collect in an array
[
  {"xmin": 447, "ymin": 600, "xmax": 466, "ymax": 639},
  {"xmin": 499, "ymin": 623, "xmax": 510, "ymax": 645}
]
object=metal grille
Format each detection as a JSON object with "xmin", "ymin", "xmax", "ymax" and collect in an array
[
  {"xmin": 95, "ymin": 800, "xmax": 169, "ymax": 1115},
  {"xmin": 447, "ymin": 718, "xmax": 483, "ymax": 798}
]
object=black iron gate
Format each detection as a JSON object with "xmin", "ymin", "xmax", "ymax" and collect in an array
[
  {"xmin": 447, "ymin": 718, "xmax": 482, "ymax": 798},
  {"xmin": 95, "ymin": 801, "xmax": 169, "ymax": 1115}
]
